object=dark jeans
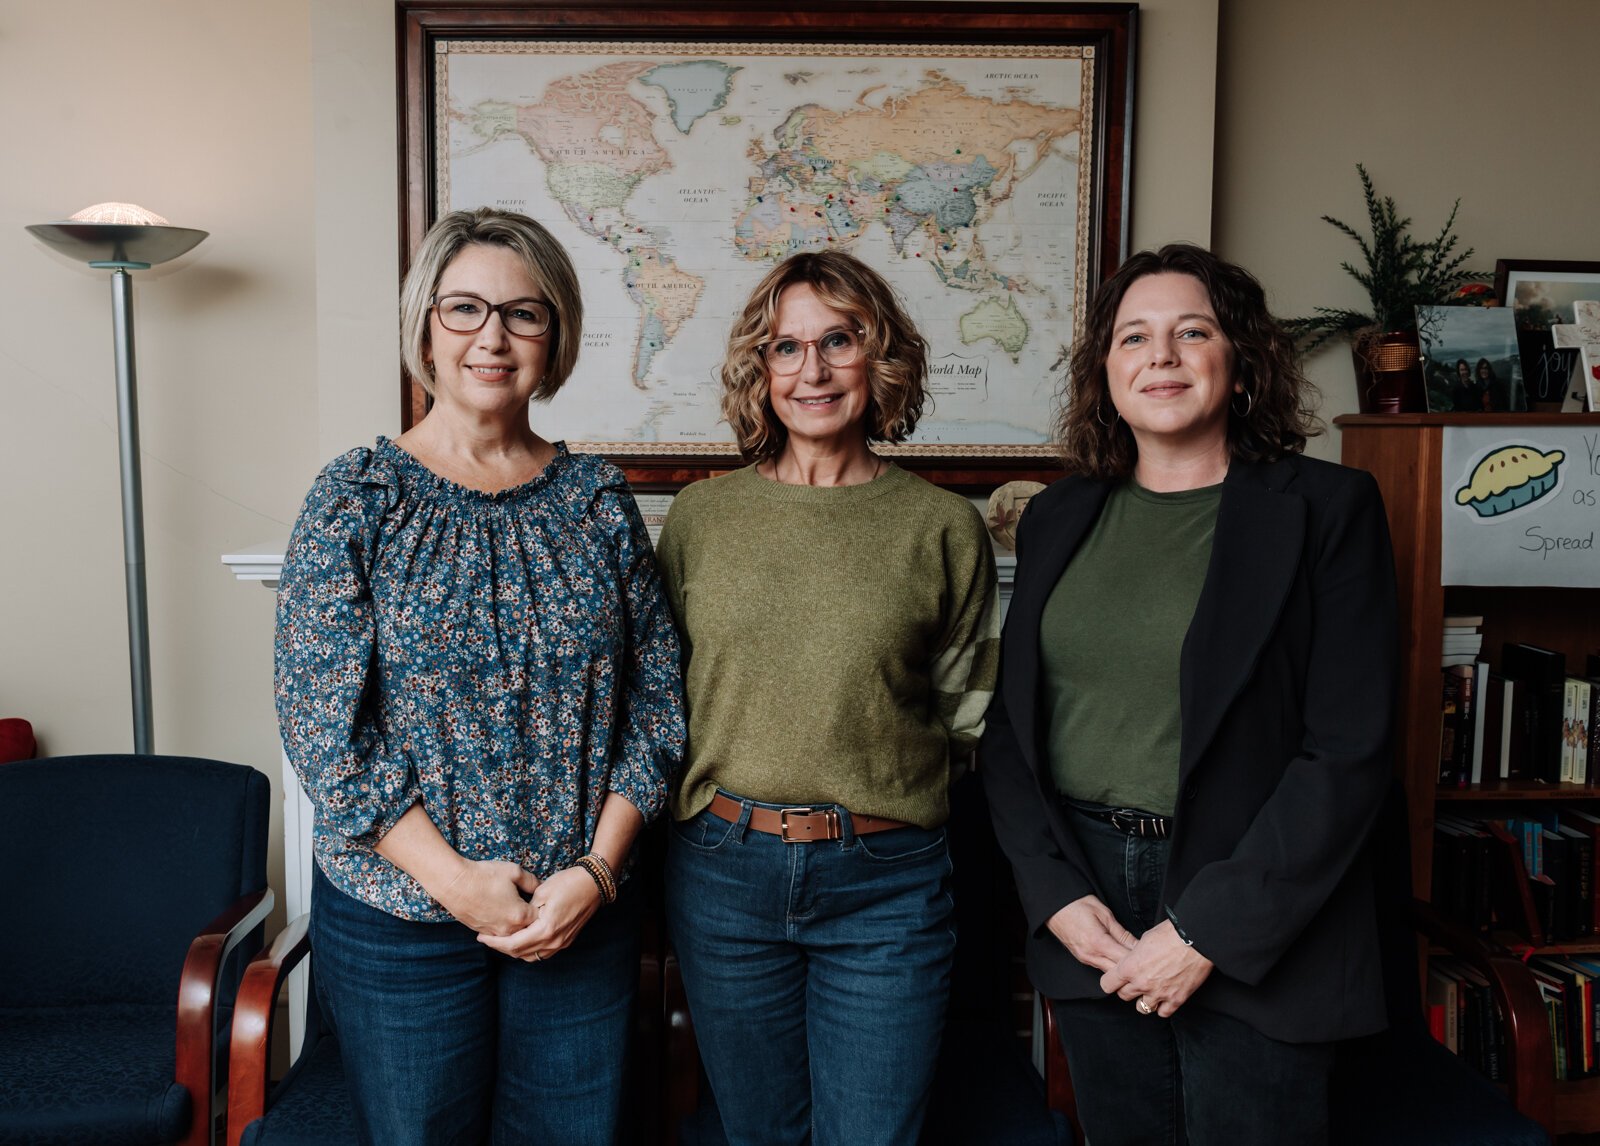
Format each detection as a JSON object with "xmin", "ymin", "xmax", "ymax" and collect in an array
[
  {"xmin": 665, "ymin": 794, "xmax": 957, "ymax": 1146},
  {"xmin": 310, "ymin": 863, "xmax": 641, "ymax": 1146},
  {"xmin": 1051, "ymin": 807, "xmax": 1334, "ymax": 1146}
]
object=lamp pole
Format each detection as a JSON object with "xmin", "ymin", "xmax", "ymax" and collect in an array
[
  {"xmin": 26, "ymin": 207, "xmax": 207, "ymax": 754},
  {"xmin": 108, "ymin": 266, "xmax": 154, "ymax": 752}
]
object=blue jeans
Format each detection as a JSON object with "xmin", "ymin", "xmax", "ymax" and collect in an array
[
  {"xmin": 1050, "ymin": 806, "xmax": 1334, "ymax": 1146},
  {"xmin": 665, "ymin": 794, "xmax": 957, "ymax": 1146},
  {"xmin": 309, "ymin": 863, "xmax": 641, "ymax": 1146}
]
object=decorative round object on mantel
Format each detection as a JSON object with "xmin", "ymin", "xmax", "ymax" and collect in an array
[
  {"xmin": 986, "ymin": 480, "xmax": 1047, "ymax": 552},
  {"xmin": 1352, "ymin": 328, "xmax": 1426, "ymax": 414}
]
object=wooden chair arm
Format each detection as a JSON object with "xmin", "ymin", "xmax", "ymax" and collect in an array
[
  {"xmin": 174, "ymin": 887, "xmax": 275, "ymax": 1146},
  {"xmin": 1410, "ymin": 898, "xmax": 1555, "ymax": 1129},
  {"xmin": 225, "ymin": 914, "xmax": 312, "ymax": 1146},
  {"xmin": 1039, "ymin": 995, "xmax": 1081, "ymax": 1138}
]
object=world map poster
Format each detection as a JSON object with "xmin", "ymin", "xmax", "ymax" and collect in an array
[{"xmin": 436, "ymin": 41, "xmax": 1096, "ymax": 457}]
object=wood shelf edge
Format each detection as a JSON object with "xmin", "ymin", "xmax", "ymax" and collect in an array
[{"xmin": 1334, "ymin": 412, "xmax": 1600, "ymax": 426}]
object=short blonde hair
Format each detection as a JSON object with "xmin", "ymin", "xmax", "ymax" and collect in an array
[
  {"xmin": 399, "ymin": 208, "xmax": 584, "ymax": 401},
  {"xmin": 721, "ymin": 251, "xmax": 929, "ymax": 461}
]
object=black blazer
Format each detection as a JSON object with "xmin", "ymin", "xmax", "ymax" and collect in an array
[{"xmin": 981, "ymin": 454, "xmax": 1399, "ymax": 1043}]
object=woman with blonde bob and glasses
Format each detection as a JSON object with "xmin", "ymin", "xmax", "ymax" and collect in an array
[
  {"xmin": 275, "ymin": 207, "xmax": 684, "ymax": 1146},
  {"xmin": 655, "ymin": 249, "xmax": 999, "ymax": 1145}
]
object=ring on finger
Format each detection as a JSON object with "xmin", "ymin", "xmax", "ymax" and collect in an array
[
  {"xmin": 1136, "ymin": 997, "xmax": 1154, "ymax": 1015},
  {"xmin": 531, "ymin": 951, "xmax": 543, "ymax": 963}
]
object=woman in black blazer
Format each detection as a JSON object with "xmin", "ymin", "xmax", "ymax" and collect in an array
[{"xmin": 982, "ymin": 244, "xmax": 1398, "ymax": 1145}]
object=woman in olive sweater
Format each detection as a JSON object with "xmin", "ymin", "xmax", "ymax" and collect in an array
[{"xmin": 656, "ymin": 250, "xmax": 998, "ymax": 1146}]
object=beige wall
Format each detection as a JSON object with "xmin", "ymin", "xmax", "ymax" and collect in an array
[{"xmin": 1215, "ymin": 0, "xmax": 1600, "ymax": 460}]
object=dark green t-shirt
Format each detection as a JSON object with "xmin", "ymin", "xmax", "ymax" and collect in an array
[{"xmin": 1040, "ymin": 479, "xmax": 1222, "ymax": 816}]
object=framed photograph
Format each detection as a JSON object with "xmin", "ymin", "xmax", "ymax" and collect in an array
[
  {"xmin": 1416, "ymin": 305, "xmax": 1527, "ymax": 413},
  {"xmin": 1493, "ymin": 259, "xmax": 1600, "ymax": 410},
  {"xmin": 399, "ymin": 3, "xmax": 1136, "ymax": 489},
  {"xmin": 1552, "ymin": 299, "xmax": 1600, "ymax": 412}
]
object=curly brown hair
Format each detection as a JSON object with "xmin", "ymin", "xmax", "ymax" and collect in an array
[
  {"xmin": 1056, "ymin": 243, "xmax": 1320, "ymax": 478},
  {"xmin": 721, "ymin": 251, "xmax": 928, "ymax": 462}
]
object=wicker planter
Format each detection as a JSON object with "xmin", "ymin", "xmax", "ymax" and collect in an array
[{"xmin": 1352, "ymin": 329, "xmax": 1425, "ymax": 414}]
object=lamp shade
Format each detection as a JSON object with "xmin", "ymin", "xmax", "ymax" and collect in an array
[{"xmin": 26, "ymin": 202, "xmax": 207, "ymax": 267}]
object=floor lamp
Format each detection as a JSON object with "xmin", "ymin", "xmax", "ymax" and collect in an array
[{"xmin": 25, "ymin": 203, "xmax": 208, "ymax": 754}]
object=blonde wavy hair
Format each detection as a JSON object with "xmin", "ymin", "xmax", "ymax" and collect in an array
[
  {"xmin": 721, "ymin": 251, "xmax": 929, "ymax": 461},
  {"xmin": 399, "ymin": 207, "xmax": 584, "ymax": 401}
]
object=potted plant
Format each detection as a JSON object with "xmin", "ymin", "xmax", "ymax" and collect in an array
[{"xmin": 1288, "ymin": 165, "xmax": 1483, "ymax": 413}]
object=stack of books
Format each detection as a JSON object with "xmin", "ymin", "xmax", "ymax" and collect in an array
[
  {"xmin": 1428, "ymin": 956, "xmax": 1506, "ymax": 1082},
  {"xmin": 1442, "ymin": 615, "xmax": 1485, "ymax": 667},
  {"xmin": 1496, "ymin": 644, "xmax": 1600, "ymax": 784},
  {"xmin": 1439, "ymin": 638, "xmax": 1600, "ymax": 786},
  {"xmin": 1432, "ymin": 810, "xmax": 1599, "ymax": 945}
]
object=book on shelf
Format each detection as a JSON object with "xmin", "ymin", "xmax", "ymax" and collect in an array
[
  {"xmin": 1563, "ymin": 680, "xmax": 1579, "ymax": 783},
  {"xmin": 1439, "ymin": 665, "xmax": 1481, "ymax": 786},
  {"xmin": 1502, "ymin": 642, "xmax": 1568, "ymax": 783},
  {"xmin": 1530, "ymin": 957, "xmax": 1596, "ymax": 1080},
  {"xmin": 1544, "ymin": 828, "xmax": 1579, "ymax": 940},
  {"xmin": 1530, "ymin": 968, "xmax": 1569, "ymax": 1081},
  {"xmin": 1430, "ymin": 957, "xmax": 1506, "ymax": 1082},
  {"xmin": 1470, "ymin": 661, "xmax": 1490, "ymax": 783},
  {"xmin": 1588, "ymin": 675, "xmax": 1600, "ymax": 783},
  {"xmin": 1483, "ymin": 670, "xmax": 1511, "ymax": 780},
  {"xmin": 1427, "ymin": 965, "xmax": 1459, "ymax": 1052},
  {"xmin": 1455, "ymin": 960, "xmax": 1505, "ymax": 1082},
  {"xmin": 1433, "ymin": 816, "xmax": 1493, "ymax": 930},
  {"xmin": 1562, "ymin": 808, "xmax": 1600, "ymax": 936},
  {"xmin": 1441, "ymin": 615, "xmax": 1483, "ymax": 667},
  {"xmin": 1568, "ymin": 676, "xmax": 1593, "ymax": 784},
  {"xmin": 1565, "ymin": 956, "xmax": 1600, "ymax": 1080},
  {"xmin": 1557, "ymin": 823, "xmax": 1597, "ymax": 936}
]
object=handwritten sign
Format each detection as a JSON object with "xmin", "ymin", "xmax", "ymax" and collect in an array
[{"xmin": 1441, "ymin": 424, "xmax": 1600, "ymax": 586}]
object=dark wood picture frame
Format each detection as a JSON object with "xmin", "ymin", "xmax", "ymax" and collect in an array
[
  {"xmin": 398, "ymin": 1, "xmax": 1136, "ymax": 490},
  {"xmin": 1493, "ymin": 258, "xmax": 1600, "ymax": 410}
]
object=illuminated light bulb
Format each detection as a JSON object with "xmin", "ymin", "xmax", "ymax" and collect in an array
[{"xmin": 68, "ymin": 202, "xmax": 171, "ymax": 225}]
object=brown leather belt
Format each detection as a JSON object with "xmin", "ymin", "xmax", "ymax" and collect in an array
[{"xmin": 707, "ymin": 792, "xmax": 912, "ymax": 843}]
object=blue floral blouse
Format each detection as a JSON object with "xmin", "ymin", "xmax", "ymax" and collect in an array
[{"xmin": 274, "ymin": 437, "xmax": 685, "ymax": 921}]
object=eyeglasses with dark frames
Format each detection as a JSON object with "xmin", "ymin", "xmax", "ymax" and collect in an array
[
  {"xmin": 760, "ymin": 328, "xmax": 865, "ymax": 374},
  {"xmin": 432, "ymin": 292, "xmax": 555, "ymax": 339}
]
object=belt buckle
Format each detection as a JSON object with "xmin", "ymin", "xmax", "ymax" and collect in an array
[{"xmin": 779, "ymin": 807, "xmax": 837, "ymax": 843}]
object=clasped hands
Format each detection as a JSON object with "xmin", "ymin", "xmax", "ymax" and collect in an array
[
  {"xmin": 1047, "ymin": 894, "xmax": 1213, "ymax": 1019},
  {"xmin": 432, "ymin": 857, "xmax": 602, "ymax": 963}
]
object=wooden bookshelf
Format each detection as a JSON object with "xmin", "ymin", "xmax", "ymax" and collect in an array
[
  {"xmin": 1338, "ymin": 413, "xmax": 1600, "ymax": 1134},
  {"xmin": 1438, "ymin": 782, "xmax": 1600, "ymax": 803}
]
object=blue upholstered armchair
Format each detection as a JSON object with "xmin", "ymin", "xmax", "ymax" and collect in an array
[{"xmin": 0, "ymin": 754, "xmax": 274, "ymax": 1146}]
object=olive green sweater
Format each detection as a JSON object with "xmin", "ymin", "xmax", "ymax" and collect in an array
[{"xmin": 656, "ymin": 464, "xmax": 999, "ymax": 828}]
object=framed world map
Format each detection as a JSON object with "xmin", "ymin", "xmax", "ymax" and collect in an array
[{"xmin": 400, "ymin": 3, "xmax": 1135, "ymax": 489}]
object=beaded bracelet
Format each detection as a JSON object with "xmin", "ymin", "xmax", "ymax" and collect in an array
[{"xmin": 575, "ymin": 853, "xmax": 617, "ymax": 905}]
